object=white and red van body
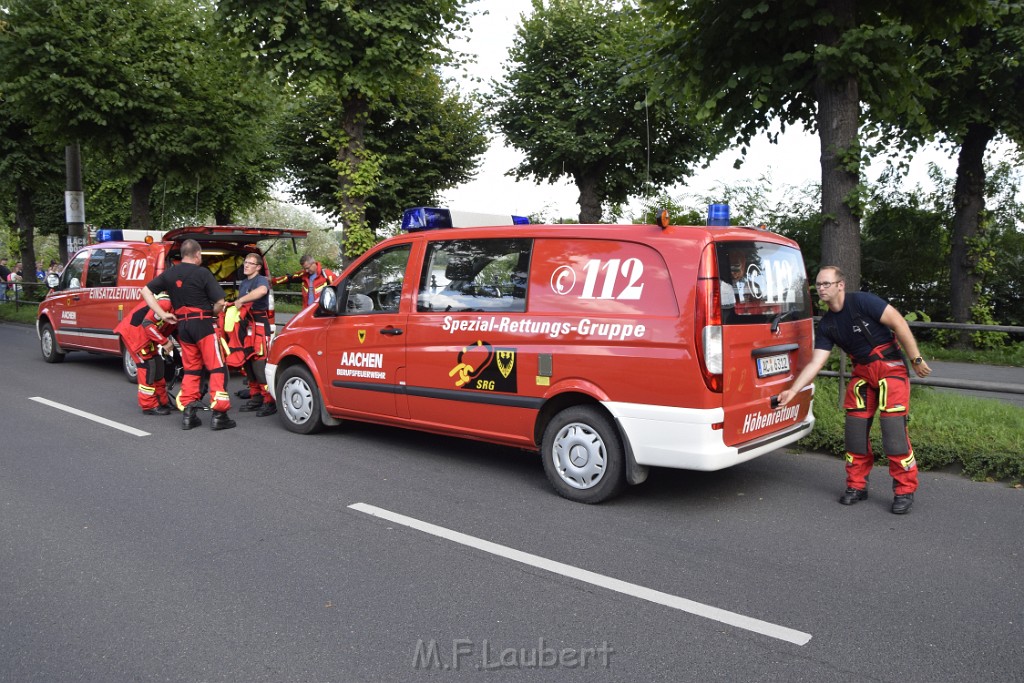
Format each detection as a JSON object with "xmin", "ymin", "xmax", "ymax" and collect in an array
[{"xmin": 267, "ymin": 210, "xmax": 815, "ymax": 502}]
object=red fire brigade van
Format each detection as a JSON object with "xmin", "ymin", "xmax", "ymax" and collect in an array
[
  {"xmin": 266, "ymin": 207, "xmax": 815, "ymax": 503},
  {"xmin": 37, "ymin": 226, "xmax": 307, "ymax": 381}
]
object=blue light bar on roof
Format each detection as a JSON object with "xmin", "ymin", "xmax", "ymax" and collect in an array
[
  {"xmin": 95, "ymin": 229, "xmax": 124, "ymax": 242},
  {"xmin": 402, "ymin": 207, "xmax": 453, "ymax": 231},
  {"xmin": 512, "ymin": 215, "xmax": 530, "ymax": 225},
  {"xmin": 707, "ymin": 203, "xmax": 730, "ymax": 226}
]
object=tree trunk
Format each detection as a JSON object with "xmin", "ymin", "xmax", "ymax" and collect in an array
[
  {"xmin": 15, "ymin": 185, "xmax": 39, "ymax": 285},
  {"xmin": 949, "ymin": 121, "xmax": 994, "ymax": 347},
  {"xmin": 214, "ymin": 208, "xmax": 233, "ymax": 226},
  {"xmin": 336, "ymin": 95, "xmax": 371, "ymax": 267},
  {"xmin": 129, "ymin": 176, "xmax": 156, "ymax": 230},
  {"xmin": 575, "ymin": 173, "xmax": 602, "ymax": 223},
  {"xmin": 814, "ymin": 0, "xmax": 862, "ymax": 291}
]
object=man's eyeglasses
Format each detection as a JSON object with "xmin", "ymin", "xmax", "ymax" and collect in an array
[
  {"xmin": 815, "ymin": 281, "xmax": 841, "ymax": 290},
  {"xmin": 244, "ymin": 261, "xmax": 260, "ymax": 267}
]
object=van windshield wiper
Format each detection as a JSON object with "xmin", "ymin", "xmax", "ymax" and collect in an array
[{"xmin": 771, "ymin": 310, "xmax": 797, "ymax": 333}]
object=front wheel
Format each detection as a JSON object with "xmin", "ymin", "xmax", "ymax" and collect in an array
[
  {"xmin": 541, "ymin": 405, "xmax": 626, "ymax": 504},
  {"xmin": 122, "ymin": 345, "xmax": 138, "ymax": 383},
  {"xmin": 277, "ymin": 365, "xmax": 325, "ymax": 434},
  {"xmin": 40, "ymin": 322, "xmax": 65, "ymax": 363}
]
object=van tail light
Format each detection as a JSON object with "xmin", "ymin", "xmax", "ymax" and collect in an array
[{"xmin": 696, "ymin": 244, "xmax": 723, "ymax": 392}]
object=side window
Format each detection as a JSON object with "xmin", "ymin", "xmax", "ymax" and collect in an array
[
  {"xmin": 84, "ymin": 248, "xmax": 121, "ymax": 288},
  {"xmin": 342, "ymin": 245, "xmax": 411, "ymax": 315},
  {"xmin": 417, "ymin": 238, "xmax": 531, "ymax": 313},
  {"xmin": 61, "ymin": 252, "xmax": 88, "ymax": 290}
]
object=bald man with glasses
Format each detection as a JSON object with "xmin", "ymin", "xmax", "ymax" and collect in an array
[{"xmin": 779, "ymin": 266, "xmax": 932, "ymax": 515}]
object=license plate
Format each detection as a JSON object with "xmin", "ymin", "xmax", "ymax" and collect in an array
[{"xmin": 756, "ymin": 353, "xmax": 790, "ymax": 378}]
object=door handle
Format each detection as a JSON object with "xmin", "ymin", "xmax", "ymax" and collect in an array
[{"xmin": 380, "ymin": 327, "xmax": 403, "ymax": 336}]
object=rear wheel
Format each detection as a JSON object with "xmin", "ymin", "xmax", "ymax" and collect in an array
[
  {"xmin": 278, "ymin": 365, "xmax": 325, "ymax": 434},
  {"xmin": 541, "ymin": 405, "xmax": 626, "ymax": 504},
  {"xmin": 40, "ymin": 322, "xmax": 65, "ymax": 363},
  {"xmin": 122, "ymin": 345, "xmax": 138, "ymax": 383}
]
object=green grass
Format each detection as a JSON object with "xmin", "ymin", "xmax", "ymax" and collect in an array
[
  {"xmin": 918, "ymin": 341, "xmax": 1024, "ymax": 367},
  {"xmin": 0, "ymin": 302, "xmax": 39, "ymax": 325},
  {"xmin": 796, "ymin": 378, "xmax": 1024, "ymax": 486}
]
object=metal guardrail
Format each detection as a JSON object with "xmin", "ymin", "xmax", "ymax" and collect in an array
[
  {"xmin": 0, "ymin": 281, "xmax": 49, "ymax": 309},
  {"xmin": 819, "ymin": 319, "xmax": 1024, "ymax": 406}
]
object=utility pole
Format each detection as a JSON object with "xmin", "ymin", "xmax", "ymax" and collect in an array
[{"xmin": 65, "ymin": 143, "xmax": 86, "ymax": 257}]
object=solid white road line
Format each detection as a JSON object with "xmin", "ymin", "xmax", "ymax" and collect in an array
[
  {"xmin": 30, "ymin": 397, "xmax": 151, "ymax": 437},
  {"xmin": 349, "ymin": 502, "xmax": 812, "ymax": 646}
]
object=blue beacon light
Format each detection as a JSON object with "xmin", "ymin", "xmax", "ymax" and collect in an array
[{"xmin": 707, "ymin": 203, "xmax": 730, "ymax": 226}]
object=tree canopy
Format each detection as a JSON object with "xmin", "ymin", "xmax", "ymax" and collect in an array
[
  {"xmin": 218, "ymin": 0, "xmax": 473, "ymax": 259},
  {"xmin": 639, "ymin": 0, "xmax": 983, "ymax": 289},
  {"xmin": 0, "ymin": 0, "xmax": 284, "ymax": 229},
  {"xmin": 280, "ymin": 72, "xmax": 488, "ymax": 236},
  {"xmin": 491, "ymin": 0, "xmax": 726, "ymax": 223}
]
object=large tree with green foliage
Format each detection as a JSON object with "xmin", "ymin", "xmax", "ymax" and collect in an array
[
  {"xmin": 640, "ymin": 0, "xmax": 981, "ymax": 290},
  {"xmin": 0, "ymin": 0, "xmax": 282, "ymax": 230},
  {"xmin": 491, "ymin": 0, "xmax": 725, "ymax": 223},
  {"xmin": 219, "ymin": 0, "xmax": 472, "ymax": 259},
  {"xmin": 0, "ymin": 96, "xmax": 65, "ymax": 281},
  {"xmin": 280, "ymin": 71, "xmax": 488, "ymax": 236},
  {"xmin": 869, "ymin": 4, "xmax": 1024, "ymax": 340}
]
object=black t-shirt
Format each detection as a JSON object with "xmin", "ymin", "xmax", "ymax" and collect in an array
[
  {"xmin": 0, "ymin": 264, "xmax": 10, "ymax": 281},
  {"xmin": 814, "ymin": 291, "xmax": 894, "ymax": 360},
  {"xmin": 145, "ymin": 262, "xmax": 225, "ymax": 311}
]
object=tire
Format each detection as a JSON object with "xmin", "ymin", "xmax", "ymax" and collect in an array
[
  {"xmin": 541, "ymin": 405, "xmax": 626, "ymax": 504},
  {"xmin": 122, "ymin": 345, "xmax": 138, "ymax": 383},
  {"xmin": 277, "ymin": 364, "xmax": 325, "ymax": 434},
  {"xmin": 40, "ymin": 322, "xmax": 65, "ymax": 363}
]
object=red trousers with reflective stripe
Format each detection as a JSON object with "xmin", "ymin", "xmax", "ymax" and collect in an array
[
  {"xmin": 178, "ymin": 321, "xmax": 231, "ymax": 412},
  {"xmin": 843, "ymin": 358, "xmax": 918, "ymax": 495},
  {"xmin": 135, "ymin": 353, "xmax": 169, "ymax": 411}
]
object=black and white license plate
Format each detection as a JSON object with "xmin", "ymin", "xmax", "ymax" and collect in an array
[{"xmin": 756, "ymin": 353, "xmax": 790, "ymax": 378}]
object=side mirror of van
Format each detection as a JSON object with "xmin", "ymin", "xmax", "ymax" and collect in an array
[{"xmin": 317, "ymin": 286, "xmax": 338, "ymax": 316}]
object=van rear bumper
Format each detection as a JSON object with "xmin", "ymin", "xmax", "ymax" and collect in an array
[{"xmin": 604, "ymin": 401, "xmax": 815, "ymax": 471}]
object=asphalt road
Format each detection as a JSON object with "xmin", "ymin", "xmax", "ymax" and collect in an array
[{"xmin": 1, "ymin": 322, "xmax": 1022, "ymax": 682}]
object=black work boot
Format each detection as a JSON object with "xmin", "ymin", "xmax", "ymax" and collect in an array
[
  {"xmin": 238, "ymin": 396, "xmax": 264, "ymax": 412},
  {"xmin": 182, "ymin": 401, "xmax": 203, "ymax": 430},
  {"xmin": 839, "ymin": 488, "xmax": 868, "ymax": 505},
  {"xmin": 211, "ymin": 410, "xmax": 237, "ymax": 431},
  {"xmin": 256, "ymin": 402, "xmax": 277, "ymax": 417},
  {"xmin": 891, "ymin": 493, "xmax": 914, "ymax": 515}
]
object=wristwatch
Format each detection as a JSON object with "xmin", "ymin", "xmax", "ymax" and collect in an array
[{"xmin": 912, "ymin": 356, "xmax": 924, "ymax": 365}]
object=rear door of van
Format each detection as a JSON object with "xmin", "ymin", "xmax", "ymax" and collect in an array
[{"xmin": 715, "ymin": 239, "xmax": 815, "ymax": 447}]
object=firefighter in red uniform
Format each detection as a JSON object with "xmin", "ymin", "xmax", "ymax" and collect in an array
[
  {"xmin": 114, "ymin": 295, "xmax": 177, "ymax": 415},
  {"xmin": 778, "ymin": 266, "xmax": 932, "ymax": 514},
  {"xmin": 141, "ymin": 238, "xmax": 236, "ymax": 431},
  {"xmin": 271, "ymin": 253, "xmax": 338, "ymax": 307},
  {"xmin": 233, "ymin": 253, "xmax": 277, "ymax": 416}
]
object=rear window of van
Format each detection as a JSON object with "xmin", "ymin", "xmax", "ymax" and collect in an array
[{"xmin": 717, "ymin": 242, "xmax": 810, "ymax": 324}]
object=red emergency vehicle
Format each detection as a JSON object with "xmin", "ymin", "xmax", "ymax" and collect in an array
[
  {"xmin": 266, "ymin": 207, "xmax": 816, "ymax": 503},
  {"xmin": 37, "ymin": 226, "xmax": 307, "ymax": 381}
]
